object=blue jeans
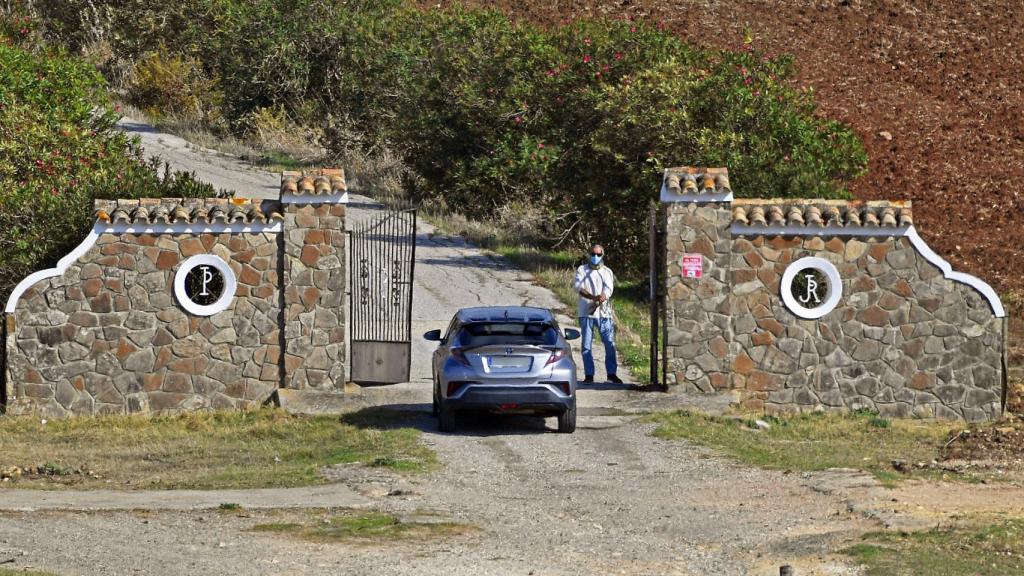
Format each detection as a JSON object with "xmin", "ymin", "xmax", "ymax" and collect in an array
[{"xmin": 579, "ymin": 317, "xmax": 617, "ymax": 377}]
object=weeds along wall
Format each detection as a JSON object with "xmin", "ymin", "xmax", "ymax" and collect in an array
[
  {"xmin": 1, "ymin": 172, "xmax": 347, "ymax": 418},
  {"xmin": 662, "ymin": 167, "xmax": 1007, "ymax": 421}
]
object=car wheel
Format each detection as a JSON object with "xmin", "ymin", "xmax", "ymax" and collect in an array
[
  {"xmin": 557, "ymin": 401, "xmax": 576, "ymax": 434},
  {"xmin": 438, "ymin": 402, "xmax": 456, "ymax": 433}
]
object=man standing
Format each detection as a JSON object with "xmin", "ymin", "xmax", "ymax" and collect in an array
[{"xmin": 572, "ymin": 244, "xmax": 622, "ymax": 384}]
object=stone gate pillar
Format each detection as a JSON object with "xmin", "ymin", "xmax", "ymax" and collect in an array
[
  {"xmin": 280, "ymin": 170, "xmax": 348, "ymax": 390},
  {"xmin": 662, "ymin": 168, "xmax": 735, "ymax": 394}
]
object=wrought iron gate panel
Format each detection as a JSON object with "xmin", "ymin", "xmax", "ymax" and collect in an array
[{"xmin": 348, "ymin": 208, "xmax": 417, "ymax": 384}]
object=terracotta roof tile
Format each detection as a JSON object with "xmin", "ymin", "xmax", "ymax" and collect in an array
[
  {"xmin": 731, "ymin": 199, "xmax": 913, "ymax": 229},
  {"xmin": 664, "ymin": 167, "xmax": 732, "ymax": 196},
  {"xmin": 94, "ymin": 198, "xmax": 283, "ymax": 225},
  {"xmin": 281, "ymin": 168, "xmax": 347, "ymax": 196}
]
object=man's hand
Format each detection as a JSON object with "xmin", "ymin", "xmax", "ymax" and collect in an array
[{"xmin": 595, "ymin": 294, "xmax": 608, "ymax": 304}]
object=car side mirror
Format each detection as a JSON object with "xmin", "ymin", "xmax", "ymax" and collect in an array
[
  {"xmin": 564, "ymin": 328, "xmax": 581, "ymax": 341},
  {"xmin": 423, "ymin": 329, "xmax": 442, "ymax": 341}
]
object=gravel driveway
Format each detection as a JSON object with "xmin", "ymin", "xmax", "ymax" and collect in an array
[{"xmin": 0, "ymin": 122, "xmax": 873, "ymax": 575}]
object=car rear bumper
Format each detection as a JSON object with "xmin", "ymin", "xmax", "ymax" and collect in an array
[{"xmin": 443, "ymin": 384, "xmax": 574, "ymax": 413}]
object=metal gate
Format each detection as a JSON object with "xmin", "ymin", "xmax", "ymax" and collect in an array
[{"xmin": 348, "ymin": 208, "xmax": 417, "ymax": 384}]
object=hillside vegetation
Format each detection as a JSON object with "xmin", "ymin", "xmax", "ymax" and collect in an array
[
  {"xmin": 0, "ymin": 6, "xmax": 214, "ymax": 303},
  {"xmin": 28, "ymin": 0, "xmax": 866, "ymax": 275},
  {"xmin": 432, "ymin": 0, "xmax": 1023, "ymax": 305}
]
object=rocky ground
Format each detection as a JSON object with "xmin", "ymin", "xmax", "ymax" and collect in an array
[{"xmin": 0, "ymin": 412, "xmax": 876, "ymax": 576}]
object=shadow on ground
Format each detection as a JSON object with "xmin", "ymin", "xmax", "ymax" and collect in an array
[{"xmin": 340, "ymin": 405, "xmax": 602, "ymax": 437}]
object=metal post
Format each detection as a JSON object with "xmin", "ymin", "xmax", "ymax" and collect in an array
[
  {"xmin": 407, "ymin": 209, "xmax": 418, "ymax": 380},
  {"xmin": 1, "ymin": 312, "xmax": 8, "ymax": 413},
  {"xmin": 648, "ymin": 203, "xmax": 658, "ymax": 389}
]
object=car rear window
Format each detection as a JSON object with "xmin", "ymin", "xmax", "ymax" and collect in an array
[{"xmin": 455, "ymin": 323, "xmax": 559, "ymax": 347}]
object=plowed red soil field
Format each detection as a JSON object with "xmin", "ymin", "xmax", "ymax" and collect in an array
[{"xmin": 428, "ymin": 0, "xmax": 1024, "ymax": 307}]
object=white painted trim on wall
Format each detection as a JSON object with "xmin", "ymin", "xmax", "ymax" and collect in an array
[
  {"xmin": 660, "ymin": 182, "xmax": 734, "ymax": 204},
  {"xmin": 727, "ymin": 222, "xmax": 1006, "ymax": 318},
  {"xmin": 281, "ymin": 192, "xmax": 349, "ymax": 205},
  {"xmin": 729, "ymin": 223, "xmax": 911, "ymax": 237},
  {"xmin": 4, "ymin": 228, "xmax": 102, "ymax": 313},
  {"xmin": 105, "ymin": 222, "xmax": 283, "ymax": 235},
  {"xmin": 4, "ymin": 221, "xmax": 283, "ymax": 314},
  {"xmin": 905, "ymin": 226, "xmax": 1006, "ymax": 318}
]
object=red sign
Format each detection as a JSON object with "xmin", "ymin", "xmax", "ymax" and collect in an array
[{"xmin": 681, "ymin": 254, "xmax": 703, "ymax": 278}]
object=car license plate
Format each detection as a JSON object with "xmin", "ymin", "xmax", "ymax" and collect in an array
[{"xmin": 485, "ymin": 356, "xmax": 532, "ymax": 372}]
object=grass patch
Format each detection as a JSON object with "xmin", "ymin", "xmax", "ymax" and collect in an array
[
  {"xmin": 250, "ymin": 511, "xmax": 470, "ymax": 544},
  {"xmin": 647, "ymin": 410, "xmax": 962, "ymax": 484},
  {"xmin": 0, "ymin": 408, "xmax": 435, "ymax": 490},
  {"xmin": 0, "ymin": 570, "xmax": 59, "ymax": 576},
  {"xmin": 845, "ymin": 518, "xmax": 1024, "ymax": 575}
]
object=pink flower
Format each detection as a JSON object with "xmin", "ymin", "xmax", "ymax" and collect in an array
[
  {"xmin": 584, "ymin": 38, "xmax": 592, "ymax": 46},
  {"xmin": 744, "ymin": 77, "xmax": 752, "ymax": 85},
  {"xmin": 783, "ymin": 154, "xmax": 791, "ymax": 161},
  {"xmin": 546, "ymin": 69, "xmax": 557, "ymax": 77},
  {"xmin": 583, "ymin": 55, "xmax": 591, "ymax": 64},
  {"xmin": 538, "ymin": 142, "xmax": 545, "ymax": 149},
  {"xmin": 602, "ymin": 64, "xmax": 610, "ymax": 72},
  {"xmin": 753, "ymin": 90, "xmax": 760, "ymax": 97},
  {"xmin": 614, "ymin": 52, "xmax": 623, "ymax": 60},
  {"xmin": 514, "ymin": 116, "xmax": 523, "ymax": 124},
  {"xmin": 630, "ymin": 26, "xmax": 636, "ymax": 33}
]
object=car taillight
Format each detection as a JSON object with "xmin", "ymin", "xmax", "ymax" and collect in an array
[
  {"xmin": 545, "ymin": 348, "xmax": 566, "ymax": 366},
  {"xmin": 559, "ymin": 382, "xmax": 571, "ymax": 395},
  {"xmin": 451, "ymin": 348, "xmax": 471, "ymax": 366},
  {"xmin": 447, "ymin": 381, "xmax": 464, "ymax": 396}
]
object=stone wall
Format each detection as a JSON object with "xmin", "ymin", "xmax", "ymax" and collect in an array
[
  {"xmin": 5, "ymin": 229, "xmax": 281, "ymax": 416},
  {"xmin": 2, "ymin": 172, "xmax": 349, "ymax": 417},
  {"xmin": 282, "ymin": 202, "xmax": 347, "ymax": 390},
  {"xmin": 663, "ymin": 168, "xmax": 1007, "ymax": 421}
]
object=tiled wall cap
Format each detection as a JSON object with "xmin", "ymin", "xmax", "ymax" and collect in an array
[
  {"xmin": 281, "ymin": 168, "xmax": 347, "ymax": 196},
  {"xmin": 731, "ymin": 199, "xmax": 913, "ymax": 229},
  {"xmin": 664, "ymin": 167, "xmax": 732, "ymax": 196},
  {"xmin": 94, "ymin": 199, "xmax": 283, "ymax": 225}
]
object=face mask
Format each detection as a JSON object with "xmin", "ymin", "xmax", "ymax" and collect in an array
[{"xmin": 589, "ymin": 254, "xmax": 603, "ymax": 266}]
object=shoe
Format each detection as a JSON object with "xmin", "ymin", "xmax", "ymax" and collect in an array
[
  {"xmin": 607, "ymin": 374, "xmax": 623, "ymax": 384},
  {"xmin": 582, "ymin": 375, "xmax": 594, "ymax": 384}
]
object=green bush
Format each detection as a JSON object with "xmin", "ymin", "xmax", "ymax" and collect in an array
[
  {"xmin": 125, "ymin": 44, "xmax": 223, "ymax": 125},
  {"xmin": 30, "ymin": 1, "xmax": 867, "ymax": 274},
  {"xmin": 0, "ymin": 8, "xmax": 214, "ymax": 303}
]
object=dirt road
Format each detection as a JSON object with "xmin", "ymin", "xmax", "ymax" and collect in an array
[{"xmin": 0, "ymin": 121, "xmax": 874, "ymax": 575}]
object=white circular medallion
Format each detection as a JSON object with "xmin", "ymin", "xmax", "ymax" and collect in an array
[
  {"xmin": 173, "ymin": 254, "xmax": 237, "ymax": 316},
  {"xmin": 780, "ymin": 256, "xmax": 842, "ymax": 319}
]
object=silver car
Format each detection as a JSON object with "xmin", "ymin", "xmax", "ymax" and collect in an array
[{"xmin": 423, "ymin": 306, "xmax": 581, "ymax": 433}]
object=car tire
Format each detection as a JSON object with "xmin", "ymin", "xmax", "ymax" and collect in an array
[
  {"xmin": 432, "ymin": 382, "xmax": 440, "ymax": 416},
  {"xmin": 438, "ymin": 403, "xmax": 456, "ymax": 433},
  {"xmin": 557, "ymin": 401, "xmax": 576, "ymax": 434}
]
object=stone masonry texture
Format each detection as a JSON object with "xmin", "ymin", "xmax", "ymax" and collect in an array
[
  {"xmin": 665, "ymin": 202, "xmax": 1005, "ymax": 422},
  {"xmin": 3, "ymin": 198, "xmax": 346, "ymax": 417},
  {"xmin": 283, "ymin": 203, "xmax": 347, "ymax": 390}
]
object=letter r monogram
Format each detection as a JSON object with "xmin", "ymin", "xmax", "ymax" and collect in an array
[{"xmin": 199, "ymin": 266, "xmax": 214, "ymax": 297}]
